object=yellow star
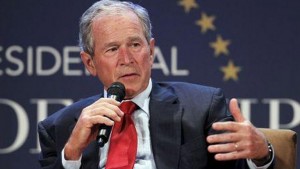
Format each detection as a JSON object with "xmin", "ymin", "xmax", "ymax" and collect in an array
[
  {"xmin": 220, "ymin": 60, "xmax": 241, "ymax": 81},
  {"xmin": 195, "ymin": 12, "xmax": 216, "ymax": 34},
  {"xmin": 178, "ymin": 0, "xmax": 199, "ymax": 13},
  {"xmin": 210, "ymin": 35, "xmax": 231, "ymax": 57}
]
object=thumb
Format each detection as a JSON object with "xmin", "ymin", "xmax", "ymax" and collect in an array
[{"xmin": 229, "ymin": 98, "xmax": 245, "ymax": 122}]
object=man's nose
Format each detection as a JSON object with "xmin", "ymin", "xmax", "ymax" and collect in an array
[{"xmin": 119, "ymin": 47, "xmax": 133, "ymax": 64}]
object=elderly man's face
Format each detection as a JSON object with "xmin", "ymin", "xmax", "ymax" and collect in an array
[{"xmin": 81, "ymin": 11, "xmax": 155, "ymax": 99}]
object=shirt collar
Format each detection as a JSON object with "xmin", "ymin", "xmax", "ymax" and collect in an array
[{"xmin": 130, "ymin": 79, "xmax": 152, "ymax": 115}]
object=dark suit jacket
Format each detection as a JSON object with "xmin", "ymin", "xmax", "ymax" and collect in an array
[{"xmin": 38, "ymin": 81, "xmax": 273, "ymax": 169}]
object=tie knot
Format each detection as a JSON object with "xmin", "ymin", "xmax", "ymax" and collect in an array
[{"xmin": 119, "ymin": 101, "xmax": 137, "ymax": 115}]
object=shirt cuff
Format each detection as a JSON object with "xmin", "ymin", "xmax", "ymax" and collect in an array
[
  {"xmin": 246, "ymin": 145, "xmax": 275, "ymax": 169},
  {"xmin": 61, "ymin": 147, "xmax": 82, "ymax": 169}
]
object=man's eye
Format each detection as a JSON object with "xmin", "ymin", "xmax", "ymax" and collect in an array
[
  {"xmin": 132, "ymin": 43, "xmax": 140, "ymax": 47},
  {"xmin": 107, "ymin": 47, "xmax": 118, "ymax": 52}
]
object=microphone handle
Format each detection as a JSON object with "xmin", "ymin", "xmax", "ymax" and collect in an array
[
  {"xmin": 97, "ymin": 94, "xmax": 120, "ymax": 147},
  {"xmin": 97, "ymin": 125, "xmax": 112, "ymax": 147}
]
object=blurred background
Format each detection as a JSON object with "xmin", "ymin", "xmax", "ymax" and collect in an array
[{"xmin": 0, "ymin": 0, "xmax": 299, "ymax": 168}]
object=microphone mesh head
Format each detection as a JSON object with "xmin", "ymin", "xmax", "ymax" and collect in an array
[{"xmin": 107, "ymin": 82, "xmax": 126, "ymax": 101}]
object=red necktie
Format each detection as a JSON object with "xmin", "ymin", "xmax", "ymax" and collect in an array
[{"xmin": 106, "ymin": 101, "xmax": 138, "ymax": 169}]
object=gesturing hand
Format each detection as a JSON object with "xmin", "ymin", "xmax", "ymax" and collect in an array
[{"xmin": 206, "ymin": 98, "xmax": 270, "ymax": 162}]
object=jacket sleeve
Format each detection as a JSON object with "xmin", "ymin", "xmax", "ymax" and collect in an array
[{"xmin": 38, "ymin": 122, "xmax": 65, "ymax": 169}]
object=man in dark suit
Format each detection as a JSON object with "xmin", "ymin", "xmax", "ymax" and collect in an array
[{"xmin": 38, "ymin": 0, "xmax": 274, "ymax": 169}]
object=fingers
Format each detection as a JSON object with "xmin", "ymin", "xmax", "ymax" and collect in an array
[
  {"xmin": 208, "ymin": 142, "xmax": 242, "ymax": 154},
  {"xmin": 207, "ymin": 124, "xmax": 270, "ymax": 161},
  {"xmin": 211, "ymin": 98, "xmax": 248, "ymax": 133},
  {"xmin": 207, "ymin": 131, "xmax": 244, "ymax": 159},
  {"xmin": 214, "ymin": 150, "xmax": 250, "ymax": 161},
  {"xmin": 229, "ymin": 98, "xmax": 245, "ymax": 122},
  {"xmin": 83, "ymin": 98, "xmax": 124, "ymax": 124},
  {"xmin": 207, "ymin": 135, "xmax": 251, "ymax": 161},
  {"xmin": 207, "ymin": 132, "xmax": 240, "ymax": 144},
  {"xmin": 208, "ymin": 137, "xmax": 268, "ymax": 161},
  {"xmin": 211, "ymin": 121, "xmax": 242, "ymax": 132},
  {"xmin": 80, "ymin": 112, "xmax": 115, "ymax": 127}
]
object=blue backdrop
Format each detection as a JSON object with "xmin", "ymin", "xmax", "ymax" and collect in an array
[{"xmin": 0, "ymin": 0, "xmax": 299, "ymax": 168}]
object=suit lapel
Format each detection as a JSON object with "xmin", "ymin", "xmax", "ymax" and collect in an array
[{"xmin": 149, "ymin": 82, "xmax": 182, "ymax": 169}]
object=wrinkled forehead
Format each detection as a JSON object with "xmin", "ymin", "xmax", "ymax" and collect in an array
[{"xmin": 92, "ymin": 10, "xmax": 142, "ymax": 32}]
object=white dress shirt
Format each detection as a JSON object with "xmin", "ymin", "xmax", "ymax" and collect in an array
[{"xmin": 62, "ymin": 79, "xmax": 273, "ymax": 169}]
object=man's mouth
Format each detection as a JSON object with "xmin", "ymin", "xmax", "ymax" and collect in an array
[{"xmin": 120, "ymin": 73, "xmax": 138, "ymax": 79}]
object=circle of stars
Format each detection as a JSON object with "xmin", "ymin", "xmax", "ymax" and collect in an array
[{"xmin": 178, "ymin": 0, "xmax": 242, "ymax": 82}]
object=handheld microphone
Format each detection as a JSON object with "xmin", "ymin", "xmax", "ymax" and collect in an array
[{"xmin": 97, "ymin": 82, "xmax": 126, "ymax": 147}]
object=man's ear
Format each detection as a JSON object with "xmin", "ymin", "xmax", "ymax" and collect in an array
[
  {"xmin": 80, "ymin": 51, "xmax": 97, "ymax": 76},
  {"xmin": 149, "ymin": 38, "xmax": 155, "ymax": 62}
]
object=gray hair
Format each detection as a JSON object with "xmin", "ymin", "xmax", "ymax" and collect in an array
[{"xmin": 79, "ymin": 0, "xmax": 153, "ymax": 56}]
